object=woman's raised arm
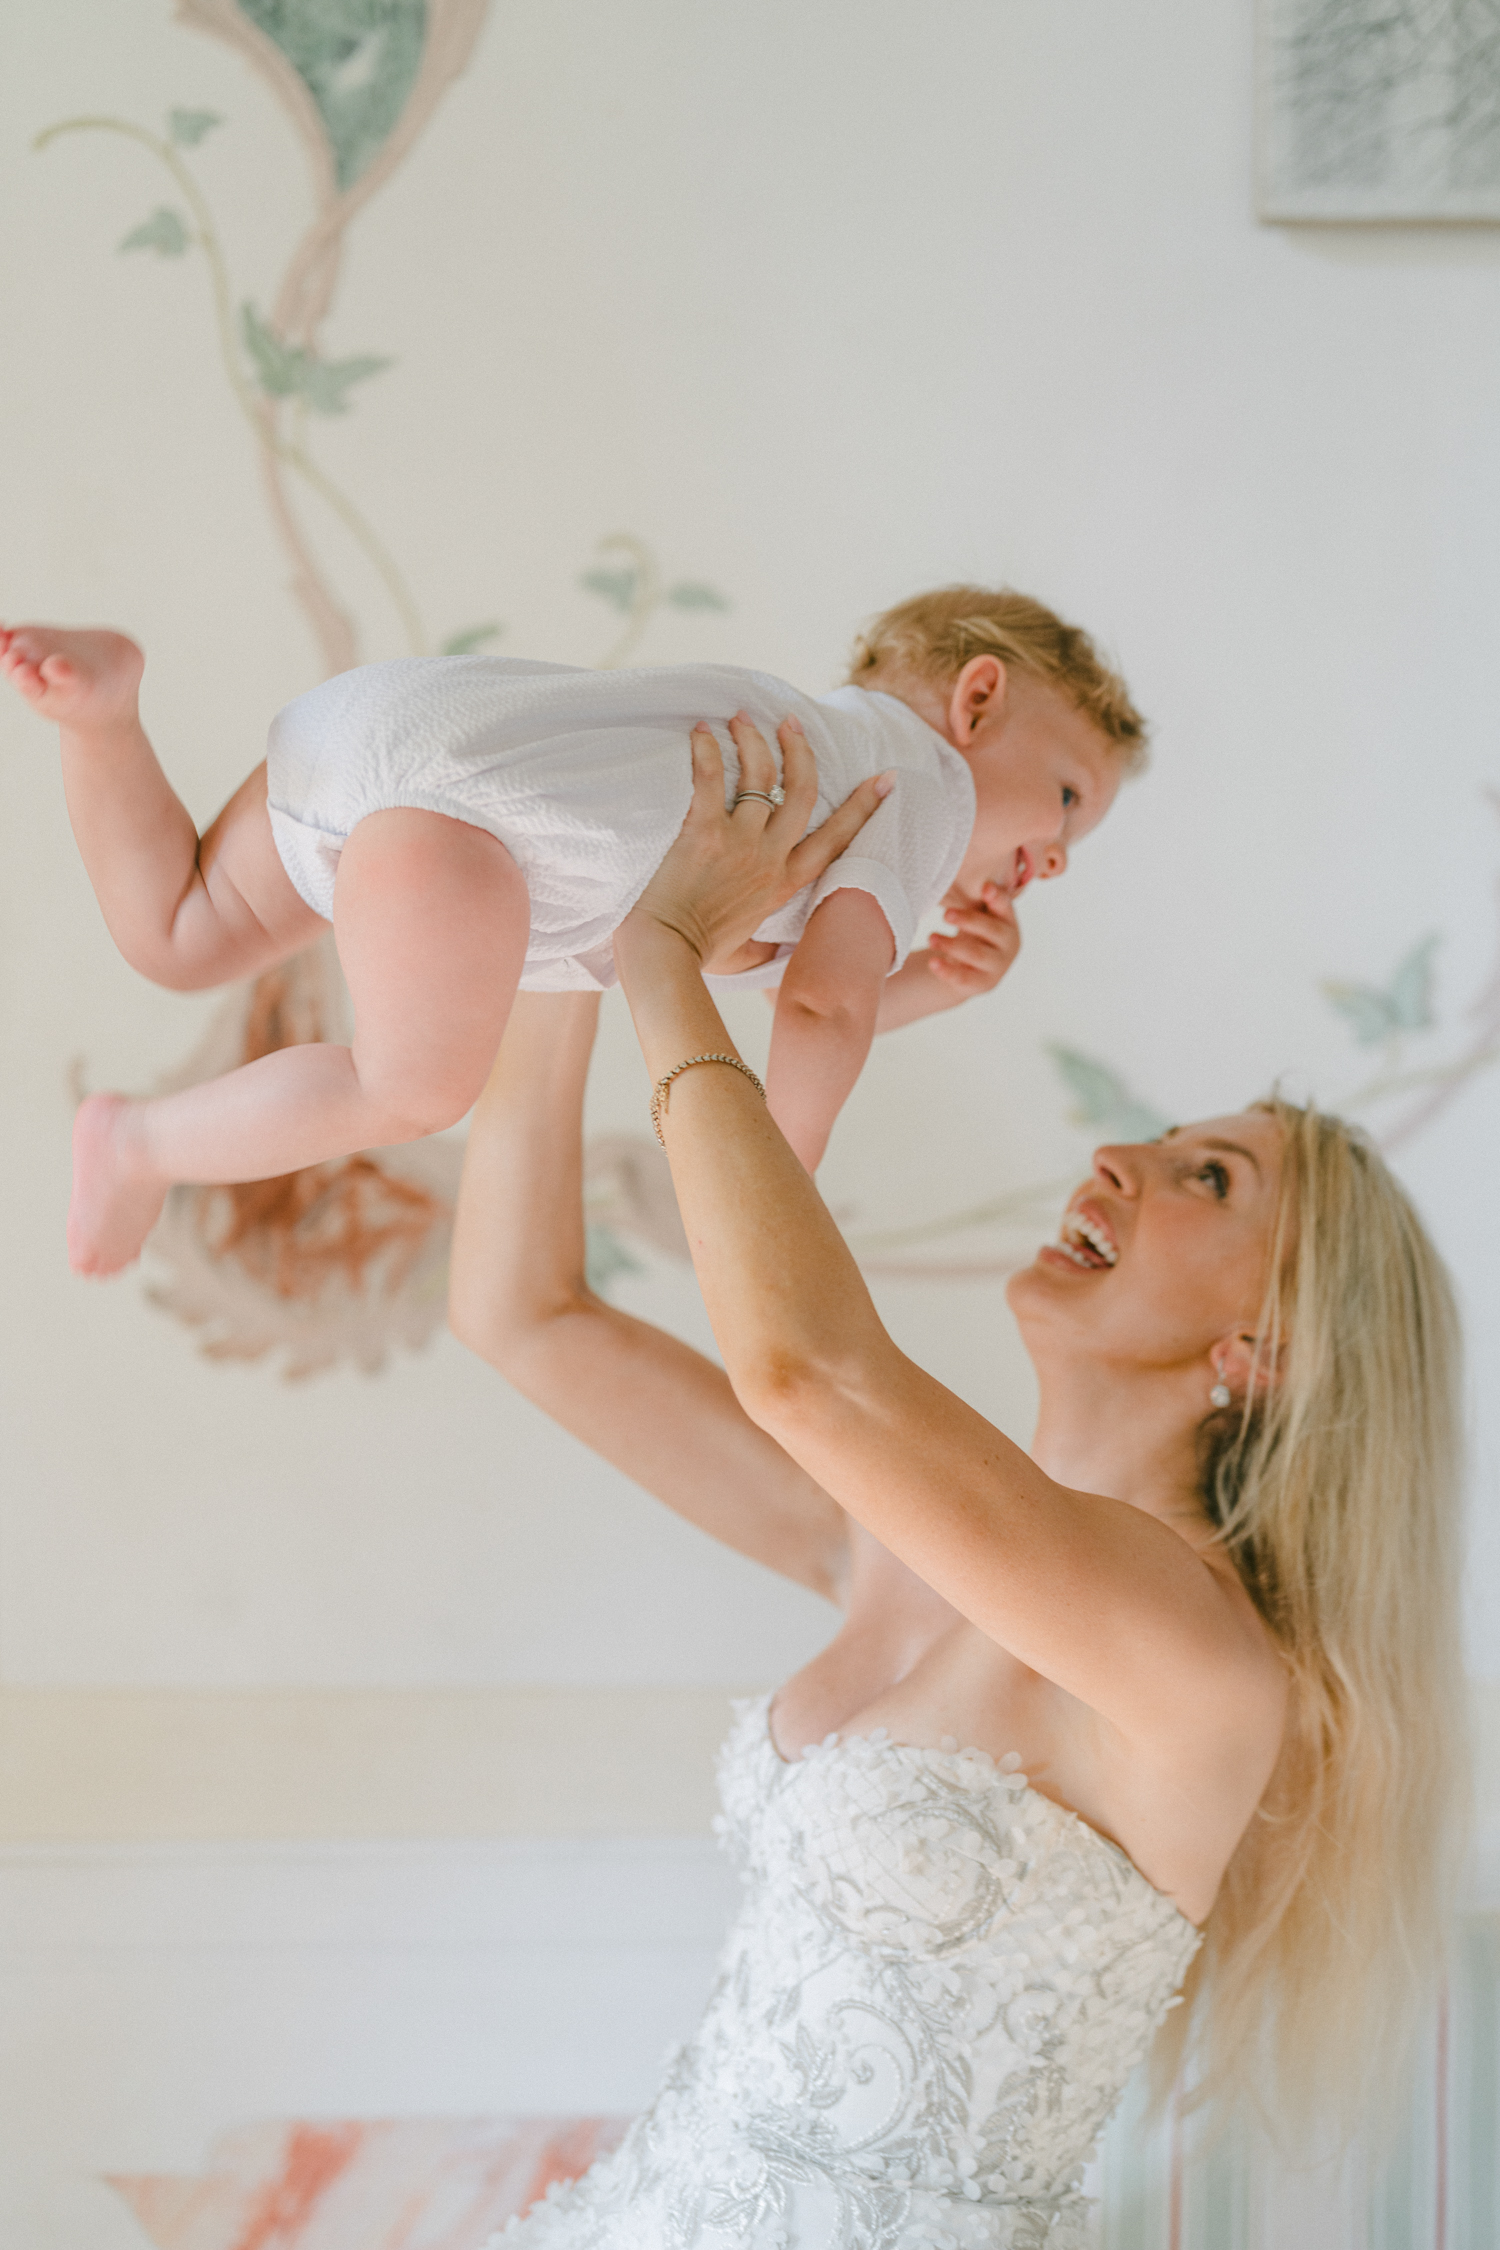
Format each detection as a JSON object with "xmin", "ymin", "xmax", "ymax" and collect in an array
[
  {"xmin": 612, "ymin": 723, "xmax": 1278, "ymax": 1755},
  {"xmin": 448, "ymin": 989, "xmax": 849, "ymax": 1600}
]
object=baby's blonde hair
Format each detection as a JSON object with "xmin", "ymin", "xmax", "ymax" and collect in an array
[
  {"xmin": 1159, "ymin": 1097, "xmax": 1468, "ymax": 2146},
  {"xmin": 849, "ymin": 585, "xmax": 1148, "ymax": 768}
]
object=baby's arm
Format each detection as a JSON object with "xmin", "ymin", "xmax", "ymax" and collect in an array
[
  {"xmin": 766, "ymin": 888, "xmax": 894, "ymax": 1171},
  {"xmin": 875, "ymin": 882, "xmax": 1019, "ymax": 1033}
]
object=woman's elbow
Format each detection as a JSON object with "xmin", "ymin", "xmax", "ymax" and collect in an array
[
  {"xmin": 451, "ymin": 1282, "xmax": 605, "ymax": 1397},
  {"xmin": 731, "ymin": 1346, "xmax": 836, "ymax": 1439},
  {"xmin": 447, "ymin": 1284, "xmax": 514, "ymax": 1370},
  {"xmin": 449, "ymin": 1278, "xmax": 565, "ymax": 1372}
]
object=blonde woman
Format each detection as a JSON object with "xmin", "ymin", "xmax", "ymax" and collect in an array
[{"xmin": 451, "ymin": 719, "xmax": 1465, "ymax": 2248}]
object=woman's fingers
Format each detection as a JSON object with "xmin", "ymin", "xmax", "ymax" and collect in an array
[
  {"xmin": 724, "ymin": 713, "xmax": 824, "ymax": 832},
  {"xmin": 688, "ymin": 722, "xmax": 729, "ymax": 823},
  {"xmin": 786, "ymin": 769, "xmax": 891, "ymax": 889},
  {"xmin": 775, "ymin": 717, "xmax": 821, "ymax": 828},
  {"xmin": 726, "ymin": 711, "xmax": 778, "ymax": 812},
  {"xmin": 634, "ymin": 710, "xmax": 883, "ymax": 965}
]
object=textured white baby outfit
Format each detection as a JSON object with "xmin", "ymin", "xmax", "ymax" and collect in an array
[
  {"xmin": 492, "ymin": 1694, "xmax": 1201, "ymax": 2249},
  {"xmin": 266, "ymin": 657, "xmax": 975, "ymax": 991}
]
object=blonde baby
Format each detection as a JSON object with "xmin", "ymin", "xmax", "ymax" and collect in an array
[{"xmin": 0, "ymin": 586, "xmax": 1144, "ymax": 1274}]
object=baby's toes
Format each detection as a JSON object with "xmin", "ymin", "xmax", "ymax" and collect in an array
[
  {"xmin": 0, "ymin": 652, "xmax": 44, "ymax": 700},
  {"xmin": 3, "ymin": 634, "xmax": 47, "ymax": 676}
]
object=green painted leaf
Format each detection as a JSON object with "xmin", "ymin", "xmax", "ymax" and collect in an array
[
  {"xmin": 168, "ymin": 108, "xmax": 222, "ymax": 147},
  {"xmin": 241, "ymin": 302, "xmax": 301, "ymax": 395},
  {"xmin": 119, "ymin": 207, "xmax": 191, "ymax": 256},
  {"xmin": 1322, "ymin": 983, "xmax": 1399, "ymax": 1044},
  {"xmin": 441, "ymin": 623, "xmax": 503, "ymax": 656},
  {"xmin": 585, "ymin": 1223, "xmax": 642, "ymax": 1293},
  {"xmin": 1385, "ymin": 933, "xmax": 1439, "ymax": 1031},
  {"xmin": 1322, "ymin": 934, "xmax": 1439, "ymax": 1047},
  {"xmin": 1046, "ymin": 1045, "xmax": 1169, "ymax": 1143},
  {"xmin": 237, "ymin": 0, "xmax": 427, "ymax": 192},
  {"xmin": 241, "ymin": 302, "xmax": 391, "ymax": 413},
  {"xmin": 666, "ymin": 581, "xmax": 729, "ymax": 611},
  {"xmin": 580, "ymin": 566, "xmax": 638, "ymax": 613},
  {"xmin": 298, "ymin": 349, "xmax": 392, "ymax": 414}
]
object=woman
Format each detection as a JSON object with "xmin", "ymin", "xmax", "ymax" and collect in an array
[{"xmin": 450, "ymin": 720, "xmax": 1465, "ymax": 2248}]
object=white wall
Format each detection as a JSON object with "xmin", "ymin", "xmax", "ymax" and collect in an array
[{"xmin": 3, "ymin": 0, "xmax": 1496, "ymax": 1704}]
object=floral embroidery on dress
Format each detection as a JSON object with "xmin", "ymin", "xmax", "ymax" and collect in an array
[{"xmin": 492, "ymin": 1696, "xmax": 1200, "ymax": 2249}]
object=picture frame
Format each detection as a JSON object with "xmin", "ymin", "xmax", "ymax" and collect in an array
[{"xmin": 1257, "ymin": 0, "xmax": 1500, "ymax": 223}]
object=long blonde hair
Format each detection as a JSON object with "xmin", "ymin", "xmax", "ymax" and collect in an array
[{"xmin": 1157, "ymin": 1097, "xmax": 1469, "ymax": 2142}]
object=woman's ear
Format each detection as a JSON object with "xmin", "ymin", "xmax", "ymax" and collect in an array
[
  {"xmin": 946, "ymin": 655, "xmax": 1007, "ymax": 745},
  {"xmin": 1211, "ymin": 1329, "xmax": 1286, "ymax": 1406}
]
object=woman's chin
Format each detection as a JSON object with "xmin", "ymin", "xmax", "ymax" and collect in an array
[
  {"xmin": 1005, "ymin": 1259, "xmax": 1051, "ymax": 1317},
  {"xmin": 1007, "ymin": 1249, "xmax": 1105, "ymax": 1330}
]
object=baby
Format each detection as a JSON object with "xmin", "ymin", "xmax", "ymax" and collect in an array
[{"xmin": 0, "ymin": 587, "xmax": 1145, "ymax": 1275}]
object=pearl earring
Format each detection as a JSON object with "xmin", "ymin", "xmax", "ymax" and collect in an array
[{"xmin": 1209, "ymin": 1369, "xmax": 1232, "ymax": 1410}]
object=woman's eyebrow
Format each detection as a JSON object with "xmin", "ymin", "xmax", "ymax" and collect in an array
[
  {"xmin": 1200, "ymin": 1136, "xmax": 1263, "ymax": 1176},
  {"xmin": 1160, "ymin": 1126, "xmax": 1264, "ymax": 1177}
]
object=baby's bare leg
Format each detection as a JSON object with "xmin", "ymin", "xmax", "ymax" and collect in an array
[
  {"xmin": 67, "ymin": 810, "xmax": 529, "ymax": 1274},
  {"xmin": 0, "ymin": 623, "xmax": 322, "ymax": 988}
]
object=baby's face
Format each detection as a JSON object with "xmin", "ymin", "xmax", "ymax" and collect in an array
[{"xmin": 956, "ymin": 675, "xmax": 1123, "ymax": 902}]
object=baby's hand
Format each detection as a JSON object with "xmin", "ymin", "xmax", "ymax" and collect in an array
[{"xmin": 926, "ymin": 881, "xmax": 1020, "ymax": 997}]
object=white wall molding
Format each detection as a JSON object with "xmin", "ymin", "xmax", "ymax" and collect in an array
[
  {"xmin": 0, "ymin": 1834, "xmax": 738, "ymax": 1949},
  {"xmin": 0, "ymin": 1686, "xmax": 754, "ymax": 1841}
]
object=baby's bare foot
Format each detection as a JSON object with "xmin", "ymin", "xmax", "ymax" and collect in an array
[
  {"xmin": 0, "ymin": 624, "xmax": 144, "ymax": 731},
  {"xmin": 68, "ymin": 1094, "xmax": 169, "ymax": 1277}
]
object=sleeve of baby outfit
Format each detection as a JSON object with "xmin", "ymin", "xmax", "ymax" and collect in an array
[{"xmin": 803, "ymin": 769, "xmax": 955, "ymax": 972}]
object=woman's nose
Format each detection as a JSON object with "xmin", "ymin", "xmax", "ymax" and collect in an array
[
  {"xmin": 1092, "ymin": 1144, "xmax": 1136, "ymax": 1193},
  {"xmin": 1037, "ymin": 842, "xmax": 1068, "ymax": 881}
]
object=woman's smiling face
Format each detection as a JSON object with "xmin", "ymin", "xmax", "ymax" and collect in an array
[{"xmin": 1007, "ymin": 1113, "xmax": 1288, "ymax": 1376}]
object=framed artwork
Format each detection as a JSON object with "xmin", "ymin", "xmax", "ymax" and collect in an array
[{"xmin": 1258, "ymin": 0, "xmax": 1500, "ymax": 222}]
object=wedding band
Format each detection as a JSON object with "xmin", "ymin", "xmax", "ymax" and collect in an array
[{"xmin": 732, "ymin": 787, "xmax": 784, "ymax": 808}]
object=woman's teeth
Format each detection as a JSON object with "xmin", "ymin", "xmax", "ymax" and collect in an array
[{"xmin": 1058, "ymin": 1214, "xmax": 1119, "ymax": 1268}]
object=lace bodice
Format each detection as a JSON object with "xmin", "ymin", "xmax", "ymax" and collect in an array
[{"xmin": 497, "ymin": 1694, "xmax": 1200, "ymax": 2249}]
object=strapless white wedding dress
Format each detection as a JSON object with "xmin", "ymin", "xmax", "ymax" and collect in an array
[{"xmin": 496, "ymin": 1694, "xmax": 1200, "ymax": 2249}]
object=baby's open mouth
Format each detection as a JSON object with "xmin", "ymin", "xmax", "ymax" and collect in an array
[{"xmin": 1054, "ymin": 1211, "xmax": 1119, "ymax": 1269}]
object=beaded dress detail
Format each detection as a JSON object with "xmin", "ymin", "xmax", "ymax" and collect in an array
[{"xmin": 496, "ymin": 1694, "xmax": 1200, "ymax": 2250}]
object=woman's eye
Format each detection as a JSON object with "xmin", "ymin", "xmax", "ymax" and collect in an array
[
  {"xmin": 1061, "ymin": 784, "xmax": 1080, "ymax": 810},
  {"xmin": 1197, "ymin": 1161, "xmax": 1230, "ymax": 1200}
]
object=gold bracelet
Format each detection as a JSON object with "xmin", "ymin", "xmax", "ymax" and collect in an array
[{"xmin": 650, "ymin": 1052, "xmax": 767, "ymax": 1143}]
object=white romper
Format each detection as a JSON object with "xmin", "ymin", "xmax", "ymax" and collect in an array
[{"xmin": 266, "ymin": 656, "xmax": 976, "ymax": 991}]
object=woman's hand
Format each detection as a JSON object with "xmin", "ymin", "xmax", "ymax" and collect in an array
[{"xmin": 629, "ymin": 714, "xmax": 891, "ymax": 976}]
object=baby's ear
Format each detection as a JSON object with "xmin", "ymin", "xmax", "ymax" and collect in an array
[{"xmin": 947, "ymin": 655, "xmax": 1007, "ymax": 745}]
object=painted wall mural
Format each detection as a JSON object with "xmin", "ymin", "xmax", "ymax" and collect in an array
[
  {"xmin": 39, "ymin": 0, "xmax": 727, "ymax": 1376},
  {"xmin": 106, "ymin": 2114, "xmax": 630, "ymax": 2250},
  {"xmin": 37, "ymin": 3, "xmax": 1500, "ymax": 1373}
]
